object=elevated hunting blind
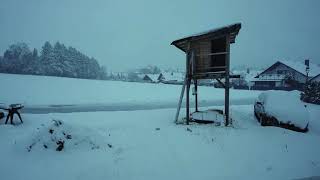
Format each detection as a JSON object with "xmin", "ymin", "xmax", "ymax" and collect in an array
[{"xmin": 171, "ymin": 23, "xmax": 241, "ymax": 126}]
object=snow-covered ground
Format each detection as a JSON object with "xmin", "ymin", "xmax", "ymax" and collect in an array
[
  {"xmin": 0, "ymin": 73, "xmax": 319, "ymax": 180},
  {"xmin": 0, "ymin": 73, "xmax": 260, "ymax": 113},
  {"xmin": 0, "ymin": 105, "xmax": 320, "ymax": 180}
]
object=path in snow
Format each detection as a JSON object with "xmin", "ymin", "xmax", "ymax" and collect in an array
[{"xmin": 22, "ymin": 98, "xmax": 254, "ymax": 114}]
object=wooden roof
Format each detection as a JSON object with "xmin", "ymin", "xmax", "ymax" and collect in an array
[{"xmin": 171, "ymin": 23, "xmax": 241, "ymax": 52}]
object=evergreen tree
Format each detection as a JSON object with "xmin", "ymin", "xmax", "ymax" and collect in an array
[
  {"xmin": 301, "ymin": 82, "xmax": 320, "ymax": 104},
  {"xmin": 2, "ymin": 42, "xmax": 32, "ymax": 74},
  {"xmin": 41, "ymin": 41, "xmax": 63, "ymax": 76},
  {"xmin": 1, "ymin": 41, "xmax": 107, "ymax": 80},
  {"xmin": 32, "ymin": 48, "xmax": 38, "ymax": 59}
]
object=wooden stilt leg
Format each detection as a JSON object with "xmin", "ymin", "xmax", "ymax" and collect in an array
[
  {"xmin": 174, "ymin": 76, "xmax": 187, "ymax": 124},
  {"xmin": 5, "ymin": 112, "xmax": 10, "ymax": 124},
  {"xmin": 195, "ymin": 79, "xmax": 198, "ymax": 112},
  {"xmin": 10, "ymin": 113, "xmax": 14, "ymax": 125},
  {"xmin": 186, "ymin": 78, "xmax": 191, "ymax": 125},
  {"xmin": 225, "ymin": 81, "xmax": 230, "ymax": 126},
  {"xmin": 16, "ymin": 111, "xmax": 23, "ymax": 123},
  {"xmin": 225, "ymin": 35, "xmax": 231, "ymax": 126}
]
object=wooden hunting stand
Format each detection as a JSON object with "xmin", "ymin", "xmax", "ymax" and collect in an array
[{"xmin": 171, "ymin": 23, "xmax": 241, "ymax": 126}]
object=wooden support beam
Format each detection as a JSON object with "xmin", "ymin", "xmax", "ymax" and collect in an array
[
  {"xmin": 186, "ymin": 78, "xmax": 191, "ymax": 125},
  {"xmin": 225, "ymin": 35, "xmax": 231, "ymax": 126},
  {"xmin": 174, "ymin": 76, "xmax": 187, "ymax": 124},
  {"xmin": 194, "ymin": 79, "xmax": 198, "ymax": 112},
  {"xmin": 193, "ymin": 72, "xmax": 226, "ymax": 78},
  {"xmin": 195, "ymin": 66, "xmax": 227, "ymax": 71},
  {"xmin": 185, "ymin": 44, "xmax": 191, "ymax": 125},
  {"xmin": 195, "ymin": 52, "xmax": 228, "ymax": 57},
  {"xmin": 216, "ymin": 78, "xmax": 225, "ymax": 88},
  {"xmin": 230, "ymin": 74, "xmax": 240, "ymax": 79}
]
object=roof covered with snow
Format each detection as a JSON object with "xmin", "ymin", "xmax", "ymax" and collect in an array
[
  {"xmin": 146, "ymin": 74, "xmax": 160, "ymax": 82},
  {"xmin": 160, "ymin": 72, "xmax": 185, "ymax": 82},
  {"xmin": 310, "ymin": 73, "xmax": 320, "ymax": 82},
  {"xmin": 138, "ymin": 74, "xmax": 161, "ymax": 82},
  {"xmin": 171, "ymin": 23, "xmax": 241, "ymax": 52},
  {"xmin": 280, "ymin": 60, "xmax": 320, "ymax": 77},
  {"xmin": 254, "ymin": 60, "xmax": 320, "ymax": 81}
]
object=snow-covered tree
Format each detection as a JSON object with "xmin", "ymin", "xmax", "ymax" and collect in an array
[
  {"xmin": 1, "ymin": 41, "xmax": 107, "ymax": 80},
  {"xmin": 301, "ymin": 82, "xmax": 320, "ymax": 105},
  {"xmin": 1, "ymin": 42, "xmax": 33, "ymax": 74},
  {"xmin": 40, "ymin": 41, "xmax": 62, "ymax": 76}
]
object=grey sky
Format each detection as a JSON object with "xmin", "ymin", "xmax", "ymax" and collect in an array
[{"xmin": 1, "ymin": 0, "xmax": 320, "ymax": 71}]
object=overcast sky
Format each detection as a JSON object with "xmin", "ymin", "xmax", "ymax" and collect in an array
[{"xmin": 1, "ymin": 0, "xmax": 320, "ymax": 71}]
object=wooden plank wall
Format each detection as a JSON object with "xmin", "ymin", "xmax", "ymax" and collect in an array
[
  {"xmin": 192, "ymin": 40, "xmax": 211, "ymax": 73},
  {"xmin": 192, "ymin": 37, "xmax": 227, "ymax": 74}
]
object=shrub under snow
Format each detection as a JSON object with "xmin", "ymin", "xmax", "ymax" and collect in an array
[{"xmin": 301, "ymin": 82, "xmax": 320, "ymax": 105}]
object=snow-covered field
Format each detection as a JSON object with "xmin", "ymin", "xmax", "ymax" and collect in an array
[
  {"xmin": 0, "ymin": 73, "xmax": 320, "ymax": 180},
  {"xmin": 0, "ymin": 73, "xmax": 260, "ymax": 113}
]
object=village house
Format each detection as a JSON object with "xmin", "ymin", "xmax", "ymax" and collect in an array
[
  {"xmin": 138, "ymin": 74, "xmax": 161, "ymax": 83},
  {"xmin": 135, "ymin": 72, "xmax": 186, "ymax": 84},
  {"xmin": 158, "ymin": 72, "xmax": 185, "ymax": 84},
  {"xmin": 230, "ymin": 69, "xmax": 261, "ymax": 89},
  {"xmin": 251, "ymin": 60, "xmax": 320, "ymax": 90},
  {"xmin": 109, "ymin": 72, "xmax": 128, "ymax": 81}
]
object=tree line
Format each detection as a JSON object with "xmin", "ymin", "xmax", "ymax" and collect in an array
[{"xmin": 0, "ymin": 42, "xmax": 107, "ymax": 79}]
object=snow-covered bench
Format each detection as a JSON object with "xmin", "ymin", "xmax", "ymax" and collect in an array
[{"xmin": 0, "ymin": 103, "xmax": 24, "ymax": 125}]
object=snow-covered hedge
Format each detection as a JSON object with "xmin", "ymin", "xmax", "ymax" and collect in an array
[{"xmin": 257, "ymin": 90, "xmax": 309, "ymax": 129}]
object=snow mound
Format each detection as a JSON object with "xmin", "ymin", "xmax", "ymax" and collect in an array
[
  {"xmin": 26, "ymin": 119, "xmax": 109, "ymax": 152},
  {"xmin": 257, "ymin": 90, "xmax": 309, "ymax": 128}
]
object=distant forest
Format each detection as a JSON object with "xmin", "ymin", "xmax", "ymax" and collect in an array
[{"xmin": 0, "ymin": 42, "xmax": 107, "ymax": 80}]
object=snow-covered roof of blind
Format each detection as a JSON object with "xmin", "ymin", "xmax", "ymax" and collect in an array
[{"xmin": 171, "ymin": 23, "xmax": 241, "ymax": 52}]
